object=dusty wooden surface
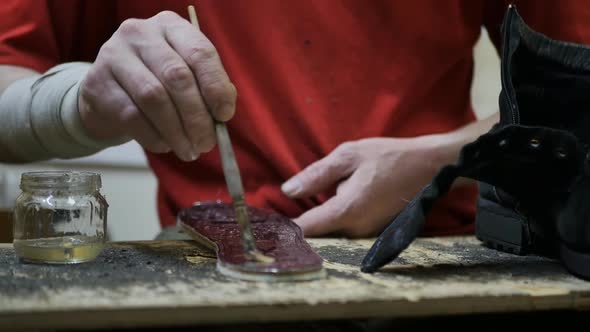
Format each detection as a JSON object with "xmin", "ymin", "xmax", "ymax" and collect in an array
[{"xmin": 1, "ymin": 236, "xmax": 589, "ymax": 330}]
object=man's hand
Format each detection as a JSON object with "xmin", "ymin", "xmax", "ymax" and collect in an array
[
  {"xmin": 281, "ymin": 136, "xmax": 459, "ymax": 238},
  {"xmin": 78, "ymin": 11, "xmax": 236, "ymax": 161}
]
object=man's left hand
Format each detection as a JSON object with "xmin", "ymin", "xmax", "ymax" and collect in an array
[{"xmin": 281, "ymin": 136, "xmax": 457, "ymax": 237}]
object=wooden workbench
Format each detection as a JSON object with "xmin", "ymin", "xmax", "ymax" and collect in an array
[{"xmin": 1, "ymin": 236, "xmax": 589, "ymax": 330}]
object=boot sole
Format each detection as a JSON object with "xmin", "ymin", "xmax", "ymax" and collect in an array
[{"xmin": 475, "ymin": 195, "xmax": 530, "ymax": 255}]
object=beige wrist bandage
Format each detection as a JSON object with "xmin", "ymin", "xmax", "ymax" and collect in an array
[{"xmin": 0, "ymin": 62, "xmax": 129, "ymax": 162}]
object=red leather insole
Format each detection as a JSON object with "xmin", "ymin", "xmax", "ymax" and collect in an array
[{"xmin": 177, "ymin": 202, "xmax": 324, "ymax": 279}]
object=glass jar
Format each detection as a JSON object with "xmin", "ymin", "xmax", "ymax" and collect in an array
[{"xmin": 13, "ymin": 171, "xmax": 108, "ymax": 264}]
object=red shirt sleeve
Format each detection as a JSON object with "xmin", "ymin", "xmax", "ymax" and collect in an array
[
  {"xmin": 484, "ymin": 0, "xmax": 590, "ymax": 53},
  {"xmin": 0, "ymin": 0, "xmax": 60, "ymax": 72}
]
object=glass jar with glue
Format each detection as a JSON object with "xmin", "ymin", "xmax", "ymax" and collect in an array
[{"xmin": 13, "ymin": 171, "xmax": 108, "ymax": 264}]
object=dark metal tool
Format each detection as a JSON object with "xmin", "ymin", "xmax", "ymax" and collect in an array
[
  {"xmin": 187, "ymin": 6, "xmax": 272, "ymax": 263},
  {"xmin": 214, "ymin": 123, "xmax": 273, "ymax": 263}
]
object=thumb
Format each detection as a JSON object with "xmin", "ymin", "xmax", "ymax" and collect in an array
[
  {"xmin": 294, "ymin": 175, "xmax": 369, "ymax": 237},
  {"xmin": 281, "ymin": 145, "xmax": 357, "ymax": 198},
  {"xmin": 294, "ymin": 192, "xmax": 355, "ymax": 237}
]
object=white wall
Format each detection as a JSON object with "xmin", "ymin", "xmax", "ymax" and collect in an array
[
  {"xmin": 472, "ymin": 29, "xmax": 502, "ymax": 119},
  {"xmin": 0, "ymin": 29, "xmax": 501, "ymax": 242}
]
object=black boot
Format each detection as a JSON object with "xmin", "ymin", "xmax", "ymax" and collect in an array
[{"xmin": 362, "ymin": 4, "xmax": 590, "ymax": 280}]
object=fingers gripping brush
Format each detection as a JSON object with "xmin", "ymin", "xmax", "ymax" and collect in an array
[{"xmin": 179, "ymin": 5, "xmax": 325, "ymax": 282}]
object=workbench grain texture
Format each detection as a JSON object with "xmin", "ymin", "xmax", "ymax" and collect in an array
[{"xmin": 0, "ymin": 236, "xmax": 589, "ymax": 330}]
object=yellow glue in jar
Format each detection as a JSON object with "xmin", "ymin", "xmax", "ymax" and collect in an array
[{"xmin": 13, "ymin": 171, "xmax": 108, "ymax": 264}]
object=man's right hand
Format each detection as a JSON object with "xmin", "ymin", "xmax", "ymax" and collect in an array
[{"xmin": 79, "ymin": 11, "xmax": 236, "ymax": 161}]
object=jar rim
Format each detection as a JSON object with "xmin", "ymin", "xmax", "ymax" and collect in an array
[{"xmin": 20, "ymin": 171, "xmax": 102, "ymax": 191}]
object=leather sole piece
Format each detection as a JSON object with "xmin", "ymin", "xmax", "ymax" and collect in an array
[{"xmin": 177, "ymin": 202, "xmax": 326, "ymax": 282}]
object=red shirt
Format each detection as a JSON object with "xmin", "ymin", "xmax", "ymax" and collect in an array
[{"xmin": 2, "ymin": 0, "xmax": 590, "ymax": 236}]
